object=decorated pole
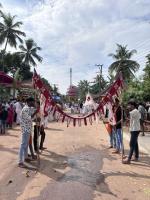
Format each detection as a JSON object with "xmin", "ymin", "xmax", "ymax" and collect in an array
[
  {"xmin": 120, "ymin": 84, "xmax": 127, "ymax": 163},
  {"xmin": 121, "ymin": 104, "xmax": 125, "ymax": 162},
  {"xmin": 33, "ymin": 69, "xmax": 40, "ymax": 171}
]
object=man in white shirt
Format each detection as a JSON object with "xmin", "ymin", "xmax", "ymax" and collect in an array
[
  {"xmin": 123, "ymin": 101, "xmax": 141, "ymax": 164},
  {"xmin": 18, "ymin": 97, "xmax": 36, "ymax": 167}
]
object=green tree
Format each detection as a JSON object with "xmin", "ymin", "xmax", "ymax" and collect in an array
[
  {"xmin": 0, "ymin": 52, "xmax": 33, "ymax": 80},
  {"xmin": 52, "ymin": 84, "xmax": 59, "ymax": 96},
  {"xmin": 0, "ymin": 85, "xmax": 10, "ymax": 101},
  {"xmin": 90, "ymin": 74, "xmax": 108, "ymax": 94},
  {"xmin": 10, "ymin": 53, "xmax": 33, "ymax": 80},
  {"xmin": 108, "ymin": 44, "xmax": 139, "ymax": 81},
  {"xmin": 122, "ymin": 55, "xmax": 150, "ymax": 103},
  {"xmin": 41, "ymin": 77, "xmax": 52, "ymax": 91},
  {"xmin": 0, "ymin": 51, "xmax": 12, "ymax": 72},
  {"xmin": 122, "ymin": 79, "xmax": 144, "ymax": 103},
  {"xmin": 78, "ymin": 80, "xmax": 90, "ymax": 101},
  {"xmin": 142, "ymin": 54, "xmax": 150, "ymax": 101},
  {"xmin": 0, "ymin": 13, "xmax": 25, "ymax": 71},
  {"xmin": 18, "ymin": 38, "xmax": 42, "ymax": 67},
  {"xmin": 107, "ymin": 72, "xmax": 115, "ymax": 84},
  {"xmin": 13, "ymin": 68, "xmax": 22, "ymax": 98},
  {"xmin": 0, "ymin": 3, "xmax": 3, "ymax": 17}
]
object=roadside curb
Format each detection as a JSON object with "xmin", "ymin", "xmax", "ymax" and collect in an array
[{"xmin": 123, "ymin": 131, "xmax": 150, "ymax": 156}]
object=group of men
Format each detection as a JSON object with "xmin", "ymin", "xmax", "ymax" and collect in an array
[{"xmin": 106, "ymin": 98, "xmax": 143, "ymax": 164}]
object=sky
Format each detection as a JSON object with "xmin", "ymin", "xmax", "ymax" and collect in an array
[{"xmin": 1, "ymin": 0, "xmax": 150, "ymax": 93}]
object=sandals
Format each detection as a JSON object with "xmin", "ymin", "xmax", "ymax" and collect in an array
[
  {"xmin": 112, "ymin": 150, "xmax": 120, "ymax": 154},
  {"xmin": 18, "ymin": 163, "xmax": 26, "ymax": 168},
  {"xmin": 122, "ymin": 160, "xmax": 131, "ymax": 164},
  {"xmin": 25, "ymin": 158, "xmax": 32, "ymax": 163}
]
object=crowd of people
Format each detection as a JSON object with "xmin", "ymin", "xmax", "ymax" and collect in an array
[{"xmin": 0, "ymin": 100, "xmax": 22, "ymax": 134}]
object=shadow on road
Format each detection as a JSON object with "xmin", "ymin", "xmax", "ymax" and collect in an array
[
  {"xmin": 28, "ymin": 146, "xmax": 118, "ymax": 200},
  {"xmin": 45, "ymin": 128, "xmax": 64, "ymax": 132},
  {"xmin": 1, "ymin": 145, "xmax": 150, "ymax": 200},
  {"xmin": 0, "ymin": 145, "xmax": 18, "ymax": 155}
]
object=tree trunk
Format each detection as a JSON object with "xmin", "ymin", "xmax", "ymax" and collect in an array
[
  {"xmin": 2, "ymin": 37, "xmax": 9, "ymax": 72},
  {"xmin": 13, "ymin": 84, "xmax": 16, "ymax": 99},
  {"xmin": 12, "ymin": 72, "xmax": 16, "ymax": 99},
  {"xmin": 4, "ymin": 37, "xmax": 8, "ymax": 52}
]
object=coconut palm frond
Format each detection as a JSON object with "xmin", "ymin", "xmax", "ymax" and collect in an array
[{"xmin": 19, "ymin": 38, "xmax": 43, "ymax": 67}]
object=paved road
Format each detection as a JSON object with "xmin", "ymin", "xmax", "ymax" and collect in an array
[{"xmin": 0, "ymin": 121, "xmax": 150, "ymax": 200}]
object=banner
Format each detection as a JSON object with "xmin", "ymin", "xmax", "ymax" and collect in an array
[{"xmin": 32, "ymin": 69, "xmax": 124, "ymax": 127}]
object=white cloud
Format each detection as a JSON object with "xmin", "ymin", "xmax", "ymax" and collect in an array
[{"xmin": 1, "ymin": 0, "xmax": 150, "ymax": 93}]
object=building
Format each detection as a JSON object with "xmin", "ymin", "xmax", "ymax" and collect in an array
[{"xmin": 66, "ymin": 68, "xmax": 78, "ymax": 99}]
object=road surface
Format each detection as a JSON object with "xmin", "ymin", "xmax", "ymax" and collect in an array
[{"xmin": 0, "ymin": 121, "xmax": 150, "ymax": 200}]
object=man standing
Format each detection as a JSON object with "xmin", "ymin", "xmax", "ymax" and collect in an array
[
  {"xmin": 123, "ymin": 101, "xmax": 141, "ymax": 164},
  {"xmin": 18, "ymin": 97, "xmax": 35, "ymax": 167},
  {"xmin": 112, "ymin": 98, "xmax": 122, "ymax": 154}
]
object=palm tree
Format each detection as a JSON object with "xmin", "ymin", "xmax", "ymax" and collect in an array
[
  {"xmin": 92, "ymin": 74, "xmax": 108, "ymax": 93},
  {"xmin": 107, "ymin": 72, "xmax": 115, "ymax": 84},
  {"xmin": 0, "ymin": 3, "xmax": 3, "ymax": 16},
  {"xmin": 13, "ymin": 68, "xmax": 22, "ymax": 98},
  {"xmin": 18, "ymin": 39, "xmax": 42, "ymax": 67},
  {"xmin": 0, "ymin": 13, "xmax": 25, "ymax": 51},
  {"xmin": 78, "ymin": 80, "xmax": 90, "ymax": 101},
  {"xmin": 0, "ymin": 12, "xmax": 25, "ymax": 71},
  {"xmin": 41, "ymin": 77, "xmax": 52, "ymax": 91},
  {"xmin": 108, "ymin": 44, "xmax": 140, "ymax": 80},
  {"xmin": 142, "ymin": 54, "xmax": 150, "ymax": 100}
]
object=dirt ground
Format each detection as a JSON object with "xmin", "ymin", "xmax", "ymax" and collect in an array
[{"xmin": 0, "ymin": 121, "xmax": 150, "ymax": 200}]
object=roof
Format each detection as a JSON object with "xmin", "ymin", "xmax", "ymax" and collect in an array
[
  {"xmin": 21, "ymin": 79, "xmax": 33, "ymax": 88},
  {"xmin": 67, "ymin": 85, "xmax": 78, "ymax": 97}
]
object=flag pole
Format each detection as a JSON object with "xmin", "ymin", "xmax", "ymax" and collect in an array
[
  {"xmin": 33, "ymin": 69, "xmax": 41, "ymax": 171},
  {"xmin": 121, "ymin": 104, "xmax": 125, "ymax": 162},
  {"xmin": 120, "ymin": 79, "xmax": 126, "ymax": 163}
]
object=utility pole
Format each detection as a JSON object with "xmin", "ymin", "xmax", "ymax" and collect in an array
[
  {"xmin": 95, "ymin": 64, "xmax": 103, "ymax": 94},
  {"xmin": 69, "ymin": 68, "xmax": 72, "ymax": 102},
  {"xmin": 70, "ymin": 68, "xmax": 72, "ymax": 86}
]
